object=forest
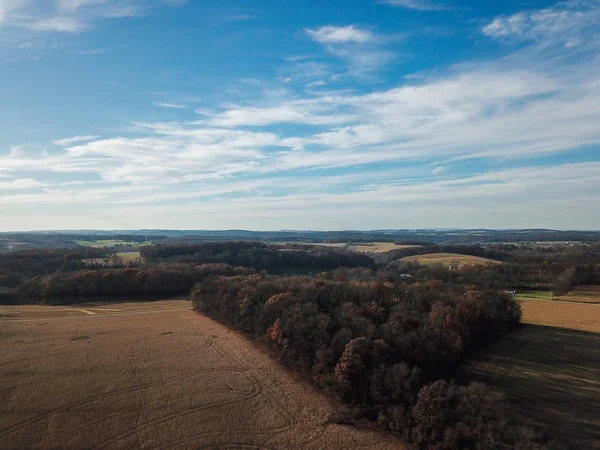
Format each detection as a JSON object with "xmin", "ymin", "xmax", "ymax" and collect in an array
[{"xmin": 2, "ymin": 239, "xmax": 595, "ymax": 448}]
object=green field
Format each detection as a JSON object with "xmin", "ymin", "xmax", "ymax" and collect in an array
[{"xmin": 517, "ymin": 290, "xmax": 554, "ymax": 300}]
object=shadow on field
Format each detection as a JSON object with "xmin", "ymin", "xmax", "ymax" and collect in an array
[{"xmin": 459, "ymin": 325, "xmax": 600, "ymax": 449}]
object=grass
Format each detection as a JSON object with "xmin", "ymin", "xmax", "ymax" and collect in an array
[
  {"xmin": 401, "ymin": 252, "xmax": 501, "ymax": 268},
  {"xmin": 459, "ymin": 325, "xmax": 600, "ymax": 450},
  {"xmin": 0, "ymin": 301, "xmax": 405, "ymax": 450},
  {"xmin": 517, "ymin": 290, "xmax": 554, "ymax": 300}
]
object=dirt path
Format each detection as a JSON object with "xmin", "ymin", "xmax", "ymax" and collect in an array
[{"xmin": 0, "ymin": 301, "xmax": 405, "ymax": 450}]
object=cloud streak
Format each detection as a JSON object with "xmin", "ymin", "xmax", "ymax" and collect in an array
[{"xmin": 382, "ymin": 0, "xmax": 451, "ymax": 11}]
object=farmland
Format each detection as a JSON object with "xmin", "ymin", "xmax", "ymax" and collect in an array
[
  {"xmin": 520, "ymin": 299, "xmax": 600, "ymax": 332},
  {"xmin": 460, "ymin": 297, "xmax": 600, "ymax": 449},
  {"xmin": 309, "ymin": 242, "xmax": 419, "ymax": 253},
  {"xmin": 0, "ymin": 301, "xmax": 404, "ymax": 450},
  {"xmin": 401, "ymin": 252, "xmax": 501, "ymax": 267}
]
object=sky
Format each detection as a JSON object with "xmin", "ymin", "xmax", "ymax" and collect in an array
[{"xmin": 0, "ymin": 0, "xmax": 599, "ymax": 231}]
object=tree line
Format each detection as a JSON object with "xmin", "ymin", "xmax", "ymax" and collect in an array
[
  {"xmin": 17, "ymin": 264, "xmax": 253, "ymax": 304},
  {"xmin": 0, "ymin": 248, "xmax": 108, "ymax": 288},
  {"xmin": 140, "ymin": 242, "xmax": 375, "ymax": 272}
]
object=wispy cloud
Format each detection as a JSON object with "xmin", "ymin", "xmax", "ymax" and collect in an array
[
  {"xmin": 75, "ymin": 47, "xmax": 106, "ymax": 55},
  {"xmin": 482, "ymin": 0, "xmax": 600, "ymax": 48},
  {"xmin": 2, "ymin": 0, "xmax": 599, "ymax": 230},
  {"xmin": 382, "ymin": 0, "xmax": 451, "ymax": 11},
  {"xmin": 153, "ymin": 101, "xmax": 187, "ymax": 109},
  {"xmin": 306, "ymin": 25, "xmax": 375, "ymax": 44},
  {"xmin": 0, "ymin": 0, "xmax": 185, "ymax": 34},
  {"xmin": 223, "ymin": 14, "xmax": 257, "ymax": 22},
  {"xmin": 0, "ymin": 178, "xmax": 45, "ymax": 190},
  {"xmin": 306, "ymin": 25, "xmax": 395, "ymax": 77},
  {"xmin": 53, "ymin": 135, "xmax": 100, "ymax": 146}
]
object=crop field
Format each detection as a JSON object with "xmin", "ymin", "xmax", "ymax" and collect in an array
[
  {"xmin": 401, "ymin": 252, "xmax": 501, "ymax": 268},
  {"xmin": 520, "ymin": 299, "xmax": 600, "ymax": 332},
  {"xmin": 460, "ymin": 298, "xmax": 600, "ymax": 449},
  {"xmin": 0, "ymin": 301, "xmax": 404, "ymax": 450}
]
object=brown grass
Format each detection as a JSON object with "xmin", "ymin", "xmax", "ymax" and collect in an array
[
  {"xmin": 459, "ymin": 325, "xmax": 600, "ymax": 450},
  {"xmin": 401, "ymin": 252, "xmax": 501, "ymax": 268},
  {"xmin": 521, "ymin": 299, "xmax": 600, "ymax": 333},
  {"xmin": 0, "ymin": 301, "xmax": 404, "ymax": 450},
  {"xmin": 558, "ymin": 285, "xmax": 600, "ymax": 304}
]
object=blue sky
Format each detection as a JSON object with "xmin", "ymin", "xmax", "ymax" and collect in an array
[{"xmin": 0, "ymin": 0, "xmax": 599, "ymax": 230}]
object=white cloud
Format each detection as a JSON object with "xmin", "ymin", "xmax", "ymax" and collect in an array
[
  {"xmin": 153, "ymin": 101, "xmax": 187, "ymax": 109},
  {"xmin": 306, "ymin": 25, "xmax": 375, "ymax": 44},
  {"xmin": 0, "ymin": 178, "xmax": 45, "ymax": 190},
  {"xmin": 53, "ymin": 135, "xmax": 100, "ymax": 146},
  {"xmin": 482, "ymin": 0, "xmax": 600, "ymax": 47},
  {"xmin": 382, "ymin": 0, "xmax": 450, "ymax": 11},
  {"xmin": 305, "ymin": 25, "xmax": 396, "ymax": 77},
  {"xmin": 0, "ymin": 0, "xmax": 184, "ymax": 34},
  {"xmin": 203, "ymin": 104, "xmax": 357, "ymax": 127},
  {"xmin": 2, "ymin": 0, "xmax": 599, "ymax": 229}
]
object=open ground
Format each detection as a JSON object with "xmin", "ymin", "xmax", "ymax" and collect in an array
[
  {"xmin": 401, "ymin": 252, "xmax": 501, "ymax": 268},
  {"xmin": 460, "ymin": 298, "xmax": 600, "ymax": 449},
  {"xmin": 0, "ymin": 301, "xmax": 405, "ymax": 450}
]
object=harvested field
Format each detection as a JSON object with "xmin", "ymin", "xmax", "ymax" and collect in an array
[
  {"xmin": 401, "ymin": 252, "xmax": 500, "ymax": 268},
  {"xmin": 308, "ymin": 242, "xmax": 419, "ymax": 253},
  {"xmin": 0, "ymin": 301, "xmax": 404, "ymax": 450},
  {"xmin": 558, "ymin": 285, "xmax": 600, "ymax": 304},
  {"xmin": 459, "ymin": 325, "xmax": 600, "ymax": 450},
  {"xmin": 521, "ymin": 299, "xmax": 600, "ymax": 333}
]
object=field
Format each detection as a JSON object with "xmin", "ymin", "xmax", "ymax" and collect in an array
[
  {"xmin": 401, "ymin": 252, "xmax": 501, "ymax": 268},
  {"xmin": 309, "ymin": 242, "xmax": 419, "ymax": 253},
  {"xmin": 77, "ymin": 239, "xmax": 146, "ymax": 248},
  {"xmin": 517, "ymin": 291, "xmax": 554, "ymax": 301},
  {"xmin": 460, "ymin": 298, "xmax": 600, "ymax": 449},
  {"xmin": 559, "ymin": 285, "xmax": 600, "ymax": 303},
  {"xmin": 0, "ymin": 301, "xmax": 404, "ymax": 450},
  {"xmin": 520, "ymin": 299, "xmax": 600, "ymax": 332}
]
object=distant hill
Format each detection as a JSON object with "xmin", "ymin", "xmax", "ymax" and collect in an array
[{"xmin": 1, "ymin": 229, "xmax": 599, "ymax": 252}]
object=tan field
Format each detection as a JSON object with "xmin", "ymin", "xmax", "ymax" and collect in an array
[
  {"xmin": 460, "ymin": 298, "xmax": 600, "ymax": 449},
  {"xmin": 521, "ymin": 299, "xmax": 600, "ymax": 332},
  {"xmin": 401, "ymin": 252, "xmax": 501, "ymax": 268},
  {"xmin": 309, "ymin": 242, "xmax": 419, "ymax": 253},
  {"xmin": 558, "ymin": 285, "xmax": 600, "ymax": 303},
  {"xmin": 0, "ymin": 301, "xmax": 404, "ymax": 450}
]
